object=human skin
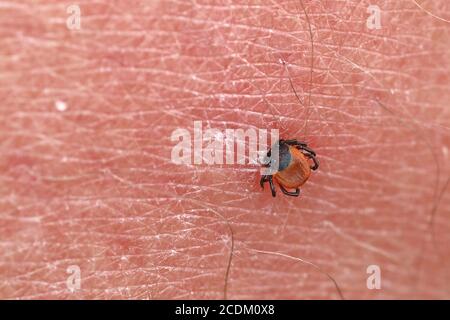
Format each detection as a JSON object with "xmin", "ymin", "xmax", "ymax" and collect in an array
[{"xmin": 0, "ymin": 0, "xmax": 449, "ymax": 299}]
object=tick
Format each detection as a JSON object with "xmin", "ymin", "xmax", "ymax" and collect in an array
[{"xmin": 260, "ymin": 139, "xmax": 319, "ymax": 197}]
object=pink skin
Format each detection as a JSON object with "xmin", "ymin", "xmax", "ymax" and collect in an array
[{"xmin": 1, "ymin": 0, "xmax": 450, "ymax": 299}]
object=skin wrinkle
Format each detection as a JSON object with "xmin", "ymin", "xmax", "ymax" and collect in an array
[{"xmin": 1, "ymin": 0, "xmax": 450, "ymax": 299}]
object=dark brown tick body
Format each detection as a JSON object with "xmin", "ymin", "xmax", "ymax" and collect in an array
[{"xmin": 260, "ymin": 139, "xmax": 319, "ymax": 197}]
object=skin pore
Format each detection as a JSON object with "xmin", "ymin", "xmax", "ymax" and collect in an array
[{"xmin": 1, "ymin": 0, "xmax": 450, "ymax": 299}]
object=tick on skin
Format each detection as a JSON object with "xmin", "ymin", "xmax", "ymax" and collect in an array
[{"xmin": 260, "ymin": 139, "xmax": 319, "ymax": 197}]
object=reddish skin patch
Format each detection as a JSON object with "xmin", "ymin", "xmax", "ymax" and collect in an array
[
  {"xmin": 1, "ymin": 1, "xmax": 450, "ymax": 299},
  {"xmin": 274, "ymin": 146, "xmax": 312, "ymax": 189}
]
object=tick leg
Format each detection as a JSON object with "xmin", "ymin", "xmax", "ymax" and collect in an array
[
  {"xmin": 279, "ymin": 185, "xmax": 300, "ymax": 197},
  {"xmin": 261, "ymin": 175, "xmax": 276, "ymax": 196},
  {"xmin": 304, "ymin": 153, "xmax": 319, "ymax": 170},
  {"xmin": 260, "ymin": 175, "xmax": 268, "ymax": 188},
  {"xmin": 260, "ymin": 175, "xmax": 276, "ymax": 197},
  {"xmin": 286, "ymin": 139, "xmax": 317, "ymax": 157},
  {"xmin": 268, "ymin": 176, "xmax": 276, "ymax": 197},
  {"xmin": 295, "ymin": 145, "xmax": 316, "ymax": 156}
]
